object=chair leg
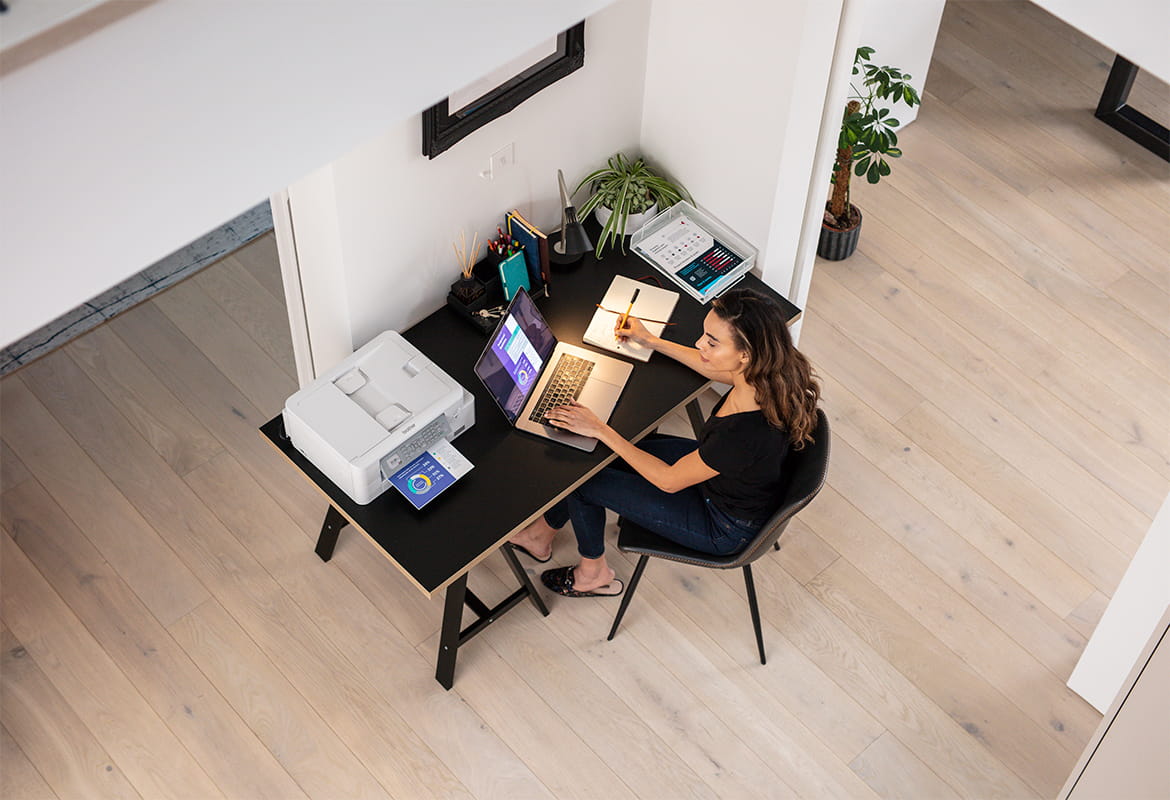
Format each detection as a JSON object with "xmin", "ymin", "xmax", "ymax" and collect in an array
[
  {"xmin": 607, "ymin": 555, "xmax": 649, "ymax": 641},
  {"xmin": 743, "ymin": 564, "xmax": 766, "ymax": 665}
]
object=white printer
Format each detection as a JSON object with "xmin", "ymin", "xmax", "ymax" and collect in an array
[{"xmin": 282, "ymin": 331, "xmax": 474, "ymax": 504}]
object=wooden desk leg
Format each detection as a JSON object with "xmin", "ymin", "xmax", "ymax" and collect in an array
[
  {"xmin": 314, "ymin": 506, "xmax": 348, "ymax": 562},
  {"xmin": 685, "ymin": 398, "xmax": 705, "ymax": 438},
  {"xmin": 435, "ymin": 573, "xmax": 468, "ymax": 690},
  {"xmin": 502, "ymin": 545, "xmax": 550, "ymax": 617}
]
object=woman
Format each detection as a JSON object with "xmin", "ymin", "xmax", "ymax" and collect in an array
[{"xmin": 509, "ymin": 288, "xmax": 820, "ymax": 597}]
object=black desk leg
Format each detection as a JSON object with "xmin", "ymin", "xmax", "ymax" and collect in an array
[
  {"xmin": 1095, "ymin": 55, "xmax": 1170, "ymax": 162},
  {"xmin": 433, "ymin": 552, "xmax": 551, "ymax": 690},
  {"xmin": 503, "ymin": 545, "xmax": 550, "ymax": 617},
  {"xmin": 435, "ymin": 573, "xmax": 468, "ymax": 690},
  {"xmin": 686, "ymin": 398, "xmax": 706, "ymax": 438},
  {"xmin": 314, "ymin": 506, "xmax": 348, "ymax": 562}
]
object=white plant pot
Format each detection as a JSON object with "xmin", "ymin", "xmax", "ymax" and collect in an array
[{"xmin": 594, "ymin": 202, "xmax": 658, "ymax": 238}]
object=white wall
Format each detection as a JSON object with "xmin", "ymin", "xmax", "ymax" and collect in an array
[
  {"xmin": 854, "ymin": 0, "xmax": 946, "ymax": 126},
  {"xmin": 282, "ymin": 0, "xmax": 651, "ymax": 374},
  {"xmin": 639, "ymin": 0, "xmax": 848, "ymax": 307},
  {"xmin": 1031, "ymin": 0, "xmax": 1170, "ymax": 82},
  {"xmin": 0, "ymin": 0, "xmax": 613, "ymax": 347},
  {"xmin": 0, "ymin": 0, "xmax": 106, "ymax": 50},
  {"xmin": 1068, "ymin": 492, "xmax": 1170, "ymax": 712},
  {"xmin": 784, "ymin": 0, "xmax": 943, "ymax": 340},
  {"xmin": 1062, "ymin": 607, "xmax": 1170, "ymax": 798}
]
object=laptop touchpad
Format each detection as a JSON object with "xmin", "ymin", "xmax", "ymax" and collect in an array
[{"xmin": 577, "ymin": 380, "xmax": 620, "ymax": 416}]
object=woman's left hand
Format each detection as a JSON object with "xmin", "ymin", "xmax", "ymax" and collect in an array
[{"xmin": 544, "ymin": 401, "xmax": 608, "ymax": 439}]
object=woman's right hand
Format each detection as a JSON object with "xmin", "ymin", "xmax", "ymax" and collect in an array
[{"xmin": 616, "ymin": 315, "xmax": 655, "ymax": 347}]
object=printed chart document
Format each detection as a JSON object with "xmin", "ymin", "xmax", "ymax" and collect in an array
[
  {"xmin": 388, "ymin": 440, "xmax": 474, "ymax": 510},
  {"xmin": 630, "ymin": 202, "xmax": 754, "ymax": 303},
  {"xmin": 583, "ymin": 275, "xmax": 679, "ymax": 362}
]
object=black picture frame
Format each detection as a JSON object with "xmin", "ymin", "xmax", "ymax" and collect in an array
[{"xmin": 422, "ymin": 22, "xmax": 585, "ymax": 159}]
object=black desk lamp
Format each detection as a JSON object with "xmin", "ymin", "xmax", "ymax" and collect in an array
[{"xmin": 549, "ymin": 169, "xmax": 592, "ymax": 270}]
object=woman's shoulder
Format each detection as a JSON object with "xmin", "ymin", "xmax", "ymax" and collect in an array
[{"xmin": 711, "ymin": 408, "xmax": 785, "ymax": 440}]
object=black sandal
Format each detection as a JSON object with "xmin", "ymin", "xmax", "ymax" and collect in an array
[
  {"xmin": 540, "ymin": 565, "xmax": 623, "ymax": 597},
  {"xmin": 509, "ymin": 543, "xmax": 552, "ymax": 564}
]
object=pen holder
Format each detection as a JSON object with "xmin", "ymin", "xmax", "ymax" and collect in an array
[{"xmin": 473, "ymin": 252, "xmax": 503, "ymax": 282}]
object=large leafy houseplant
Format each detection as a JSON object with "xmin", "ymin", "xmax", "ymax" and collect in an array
[
  {"xmin": 825, "ymin": 46, "xmax": 921, "ymax": 231},
  {"xmin": 575, "ymin": 153, "xmax": 692, "ymax": 257}
]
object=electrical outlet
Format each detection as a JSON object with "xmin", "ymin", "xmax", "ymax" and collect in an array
[{"xmin": 488, "ymin": 143, "xmax": 515, "ymax": 179}]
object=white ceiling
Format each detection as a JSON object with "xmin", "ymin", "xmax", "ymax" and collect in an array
[{"xmin": 0, "ymin": 0, "xmax": 614, "ymax": 346}]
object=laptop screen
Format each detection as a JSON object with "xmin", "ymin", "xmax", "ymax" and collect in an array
[{"xmin": 474, "ymin": 289, "xmax": 558, "ymax": 423}]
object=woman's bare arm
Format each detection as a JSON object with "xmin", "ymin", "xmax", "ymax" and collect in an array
[
  {"xmin": 618, "ymin": 317, "xmax": 736, "ymax": 383},
  {"xmin": 544, "ymin": 401, "xmax": 719, "ymax": 493}
]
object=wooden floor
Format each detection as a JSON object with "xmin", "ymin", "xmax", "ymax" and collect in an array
[{"xmin": 2, "ymin": 2, "xmax": 1168, "ymax": 798}]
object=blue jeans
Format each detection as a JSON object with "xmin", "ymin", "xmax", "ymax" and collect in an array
[{"xmin": 544, "ymin": 436, "xmax": 762, "ymax": 559}]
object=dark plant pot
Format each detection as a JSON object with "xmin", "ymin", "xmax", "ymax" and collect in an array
[
  {"xmin": 450, "ymin": 276, "xmax": 485, "ymax": 305},
  {"xmin": 817, "ymin": 207, "xmax": 862, "ymax": 261}
]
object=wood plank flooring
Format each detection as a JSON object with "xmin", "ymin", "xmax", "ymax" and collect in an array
[{"xmin": 2, "ymin": 2, "xmax": 1167, "ymax": 797}]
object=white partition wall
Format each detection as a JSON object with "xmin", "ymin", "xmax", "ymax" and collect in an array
[
  {"xmin": 638, "ymin": 0, "xmax": 945, "ymax": 330},
  {"xmin": 280, "ymin": 0, "xmax": 853, "ymax": 375},
  {"xmin": 639, "ymin": 0, "xmax": 846, "ymax": 305},
  {"xmin": 1030, "ymin": 0, "xmax": 1170, "ymax": 82},
  {"xmin": 1069, "ymin": 492, "xmax": 1170, "ymax": 712},
  {"xmin": 854, "ymin": 0, "xmax": 947, "ymax": 126},
  {"xmin": 278, "ymin": 0, "xmax": 653, "ymax": 378}
]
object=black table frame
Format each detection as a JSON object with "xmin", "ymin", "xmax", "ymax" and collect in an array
[
  {"xmin": 262, "ymin": 248, "xmax": 799, "ymax": 690},
  {"xmin": 312, "ymin": 504, "xmax": 550, "ymax": 688},
  {"xmin": 1095, "ymin": 55, "xmax": 1169, "ymax": 162}
]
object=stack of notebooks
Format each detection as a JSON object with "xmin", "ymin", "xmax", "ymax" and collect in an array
[
  {"xmin": 506, "ymin": 209, "xmax": 550, "ymax": 298},
  {"xmin": 447, "ymin": 209, "xmax": 552, "ymax": 336}
]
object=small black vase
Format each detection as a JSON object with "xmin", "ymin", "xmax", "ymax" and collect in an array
[{"xmin": 450, "ymin": 276, "xmax": 485, "ymax": 305}]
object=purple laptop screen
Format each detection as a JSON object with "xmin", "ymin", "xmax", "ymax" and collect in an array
[{"xmin": 473, "ymin": 289, "xmax": 557, "ymax": 423}]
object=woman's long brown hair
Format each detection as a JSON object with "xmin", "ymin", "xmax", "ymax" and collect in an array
[{"xmin": 711, "ymin": 289, "xmax": 821, "ymax": 447}]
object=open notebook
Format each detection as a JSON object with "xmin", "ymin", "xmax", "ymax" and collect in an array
[{"xmin": 583, "ymin": 275, "xmax": 679, "ymax": 362}]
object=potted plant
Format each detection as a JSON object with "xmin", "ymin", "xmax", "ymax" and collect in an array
[
  {"xmin": 819, "ymin": 46, "xmax": 921, "ymax": 260},
  {"xmin": 575, "ymin": 153, "xmax": 692, "ymax": 257}
]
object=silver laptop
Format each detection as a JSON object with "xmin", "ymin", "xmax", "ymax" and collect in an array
[{"xmin": 474, "ymin": 288, "xmax": 633, "ymax": 451}]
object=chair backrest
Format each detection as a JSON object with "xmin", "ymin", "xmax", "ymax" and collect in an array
[{"xmin": 724, "ymin": 408, "xmax": 831, "ymax": 569}]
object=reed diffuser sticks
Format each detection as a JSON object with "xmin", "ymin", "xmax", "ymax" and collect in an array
[{"xmin": 453, "ymin": 231, "xmax": 481, "ymax": 279}]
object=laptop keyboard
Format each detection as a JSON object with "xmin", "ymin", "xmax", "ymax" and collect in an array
[{"xmin": 528, "ymin": 354, "xmax": 595, "ymax": 424}]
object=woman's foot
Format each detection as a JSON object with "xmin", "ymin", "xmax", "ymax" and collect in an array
[
  {"xmin": 569, "ymin": 562, "xmax": 618, "ymax": 594},
  {"xmin": 540, "ymin": 563, "xmax": 623, "ymax": 597},
  {"xmin": 509, "ymin": 517, "xmax": 558, "ymax": 562}
]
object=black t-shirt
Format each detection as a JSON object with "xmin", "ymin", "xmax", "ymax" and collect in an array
[{"xmin": 698, "ymin": 394, "xmax": 790, "ymax": 522}]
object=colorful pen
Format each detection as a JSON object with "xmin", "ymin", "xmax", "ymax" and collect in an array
[{"xmin": 617, "ymin": 288, "xmax": 640, "ymax": 337}]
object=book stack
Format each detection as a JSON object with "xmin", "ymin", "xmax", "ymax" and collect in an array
[{"xmin": 506, "ymin": 210, "xmax": 551, "ymax": 298}]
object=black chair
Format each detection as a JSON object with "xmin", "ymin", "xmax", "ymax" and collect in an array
[{"xmin": 607, "ymin": 409, "xmax": 830, "ymax": 664}]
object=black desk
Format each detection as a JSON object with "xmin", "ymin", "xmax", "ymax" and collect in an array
[{"xmin": 261, "ymin": 249, "xmax": 799, "ymax": 689}]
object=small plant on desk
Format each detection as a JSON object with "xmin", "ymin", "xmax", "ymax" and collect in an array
[{"xmin": 575, "ymin": 153, "xmax": 692, "ymax": 257}]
